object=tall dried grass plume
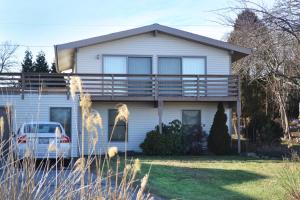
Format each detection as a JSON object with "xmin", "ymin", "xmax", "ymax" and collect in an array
[
  {"xmin": 108, "ymin": 146, "xmax": 118, "ymax": 158},
  {"xmin": 0, "ymin": 116, "xmax": 4, "ymax": 139},
  {"xmin": 70, "ymin": 76, "xmax": 82, "ymax": 100},
  {"xmin": 80, "ymin": 94, "xmax": 92, "ymax": 115},
  {"xmin": 115, "ymin": 103, "xmax": 129, "ymax": 124}
]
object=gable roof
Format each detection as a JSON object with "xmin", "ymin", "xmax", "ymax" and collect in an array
[{"xmin": 55, "ymin": 23, "xmax": 251, "ymax": 72}]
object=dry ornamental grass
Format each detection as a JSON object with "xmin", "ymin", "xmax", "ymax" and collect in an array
[{"xmin": 0, "ymin": 76, "xmax": 151, "ymax": 200}]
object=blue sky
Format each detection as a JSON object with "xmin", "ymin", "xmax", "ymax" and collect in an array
[{"xmin": 0, "ymin": 0, "xmax": 273, "ymax": 69}]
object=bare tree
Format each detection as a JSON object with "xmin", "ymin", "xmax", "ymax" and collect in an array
[
  {"xmin": 219, "ymin": 0, "xmax": 300, "ymax": 43},
  {"xmin": 257, "ymin": 0, "xmax": 300, "ymax": 44},
  {"xmin": 220, "ymin": 1, "xmax": 300, "ymax": 139},
  {"xmin": 0, "ymin": 41, "xmax": 19, "ymax": 73}
]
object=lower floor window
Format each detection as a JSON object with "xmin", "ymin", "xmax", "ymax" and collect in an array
[
  {"xmin": 108, "ymin": 109, "xmax": 126, "ymax": 141},
  {"xmin": 50, "ymin": 107, "xmax": 72, "ymax": 137},
  {"xmin": 182, "ymin": 110, "xmax": 201, "ymax": 134}
]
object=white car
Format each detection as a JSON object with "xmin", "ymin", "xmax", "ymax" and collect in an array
[{"xmin": 14, "ymin": 122, "xmax": 71, "ymax": 159}]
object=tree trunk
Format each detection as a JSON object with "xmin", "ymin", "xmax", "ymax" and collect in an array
[{"xmin": 276, "ymin": 90, "xmax": 291, "ymax": 140}]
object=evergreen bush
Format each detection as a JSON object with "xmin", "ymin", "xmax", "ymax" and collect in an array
[
  {"xmin": 208, "ymin": 102, "xmax": 231, "ymax": 155},
  {"xmin": 246, "ymin": 112, "xmax": 283, "ymax": 144}
]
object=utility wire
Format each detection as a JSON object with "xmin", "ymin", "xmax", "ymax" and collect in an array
[
  {"xmin": 0, "ymin": 44, "xmax": 53, "ymax": 48},
  {"xmin": 0, "ymin": 23, "xmax": 228, "ymax": 48},
  {"xmin": 0, "ymin": 23, "xmax": 224, "ymax": 27}
]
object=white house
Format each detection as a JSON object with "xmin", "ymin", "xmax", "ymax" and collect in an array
[{"xmin": 0, "ymin": 24, "xmax": 250, "ymax": 157}]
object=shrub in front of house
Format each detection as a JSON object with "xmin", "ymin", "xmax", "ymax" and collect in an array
[
  {"xmin": 246, "ymin": 112, "xmax": 283, "ymax": 144},
  {"xmin": 140, "ymin": 120, "xmax": 207, "ymax": 155},
  {"xmin": 208, "ymin": 102, "xmax": 231, "ymax": 155},
  {"xmin": 183, "ymin": 124, "xmax": 208, "ymax": 154},
  {"xmin": 140, "ymin": 120, "xmax": 184, "ymax": 155}
]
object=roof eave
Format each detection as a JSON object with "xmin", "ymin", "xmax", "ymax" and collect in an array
[{"xmin": 55, "ymin": 24, "xmax": 252, "ymax": 71}]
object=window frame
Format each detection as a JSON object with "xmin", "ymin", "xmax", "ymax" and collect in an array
[
  {"xmin": 49, "ymin": 107, "xmax": 72, "ymax": 137},
  {"xmin": 102, "ymin": 55, "xmax": 153, "ymax": 74},
  {"xmin": 157, "ymin": 56, "xmax": 207, "ymax": 75},
  {"xmin": 108, "ymin": 109, "xmax": 127, "ymax": 142},
  {"xmin": 182, "ymin": 110, "xmax": 202, "ymax": 134}
]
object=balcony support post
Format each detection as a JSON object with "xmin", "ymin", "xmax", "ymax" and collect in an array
[
  {"xmin": 237, "ymin": 76, "xmax": 241, "ymax": 154},
  {"xmin": 158, "ymin": 100, "xmax": 164, "ymax": 134}
]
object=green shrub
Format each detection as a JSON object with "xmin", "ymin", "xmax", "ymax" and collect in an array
[
  {"xmin": 140, "ymin": 120, "xmax": 208, "ymax": 155},
  {"xmin": 139, "ymin": 130, "xmax": 163, "ymax": 155},
  {"xmin": 140, "ymin": 120, "xmax": 184, "ymax": 155},
  {"xmin": 208, "ymin": 102, "xmax": 231, "ymax": 155},
  {"xmin": 183, "ymin": 125, "xmax": 207, "ymax": 154},
  {"xmin": 246, "ymin": 112, "xmax": 283, "ymax": 144}
]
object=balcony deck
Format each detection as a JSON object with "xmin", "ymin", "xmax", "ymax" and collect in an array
[{"xmin": 0, "ymin": 73, "xmax": 239, "ymax": 102}]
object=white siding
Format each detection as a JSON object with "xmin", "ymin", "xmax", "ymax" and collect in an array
[
  {"xmin": 76, "ymin": 32, "xmax": 231, "ymax": 75},
  {"xmin": 0, "ymin": 93, "xmax": 232, "ymax": 156},
  {"xmin": 0, "ymin": 94, "xmax": 79, "ymax": 157},
  {"xmin": 86, "ymin": 101, "xmax": 232, "ymax": 154}
]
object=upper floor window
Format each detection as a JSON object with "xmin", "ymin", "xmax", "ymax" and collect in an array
[
  {"xmin": 103, "ymin": 56, "xmax": 151, "ymax": 74},
  {"xmin": 103, "ymin": 56, "xmax": 126, "ymax": 74},
  {"xmin": 158, "ymin": 57, "xmax": 205, "ymax": 75}
]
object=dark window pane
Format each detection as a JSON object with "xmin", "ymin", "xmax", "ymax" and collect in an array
[
  {"xmin": 128, "ymin": 57, "xmax": 152, "ymax": 96},
  {"xmin": 182, "ymin": 110, "xmax": 201, "ymax": 134},
  {"xmin": 108, "ymin": 109, "xmax": 126, "ymax": 141},
  {"xmin": 182, "ymin": 110, "xmax": 201, "ymax": 126},
  {"xmin": 108, "ymin": 109, "xmax": 125, "ymax": 126},
  {"xmin": 128, "ymin": 57, "xmax": 151, "ymax": 74},
  {"xmin": 158, "ymin": 57, "xmax": 182, "ymax": 96},
  {"xmin": 50, "ymin": 107, "xmax": 71, "ymax": 137},
  {"xmin": 158, "ymin": 57, "xmax": 181, "ymax": 74}
]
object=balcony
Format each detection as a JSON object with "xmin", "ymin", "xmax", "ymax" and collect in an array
[{"xmin": 0, "ymin": 73, "xmax": 240, "ymax": 102}]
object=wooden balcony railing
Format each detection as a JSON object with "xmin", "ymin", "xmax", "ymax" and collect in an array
[{"xmin": 0, "ymin": 73, "xmax": 239, "ymax": 101}]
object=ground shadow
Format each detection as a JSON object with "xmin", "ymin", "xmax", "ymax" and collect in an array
[
  {"xmin": 143, "ymin": 155, "xmax": 283, "ymax": 163},
  {"xmin": 140, "ymin": 157, "xmax": 269, "ymax": 200}
]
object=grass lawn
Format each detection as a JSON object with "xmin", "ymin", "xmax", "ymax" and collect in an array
[{"xmin": 128, "ymin": 156, "xmax": 290, "ymax": 200}]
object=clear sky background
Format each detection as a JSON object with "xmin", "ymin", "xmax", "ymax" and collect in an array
[{"xmin": 0, "ymin": 0, "xmax": 273, "ymax": 70}]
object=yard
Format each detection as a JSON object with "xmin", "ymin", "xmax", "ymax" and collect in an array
[{"xmin": 126, "ymin": 156, "xmax": 291, "ymax": 200}]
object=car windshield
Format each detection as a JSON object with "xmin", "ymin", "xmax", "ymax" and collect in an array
[{"xmin": 24, "ymin": 124, "xmax": 62, "ymax": 134}]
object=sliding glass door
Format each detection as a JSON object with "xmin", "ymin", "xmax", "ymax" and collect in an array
[
  {"xmin": 103, "ymin": 56, "xmax": 151, "ymax": 96},
  {"xmin": 158, "ymin": 57, "xmax": 206, "ymax": 96},
  {"xmin": 182, "ymin": 57, "xmax": 205, "ymax": 96},
  {"xmin": 128, "ymin": 57, "xmax": 152, "ymax": 96},
  {"xmin": 158, "ymin": 57, "xmax": 181, "ymax": 96},
  {"xmin": 103, "ymin": 56, "xmax": 127, "ymax": 95}
]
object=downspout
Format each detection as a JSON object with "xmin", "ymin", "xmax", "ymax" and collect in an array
[
  {"xmin": 74, "ymin": 48, "xmax": 78, "ymax": 73},
  {"xmin": 54, "ymin": 45, "xmax": 60, "ymax": 73}
]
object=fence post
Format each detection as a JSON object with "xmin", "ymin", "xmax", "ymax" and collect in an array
[
  {"xmin": 21, "ymin": 72, "xmax": 25, "ymax": 99},
  {"xmin": 66, "ymin": 74, "xmax": 70, "ymax": 100},
  {"xmin": 205, "ymin": 75, "xmax": 208, "ymax": 96},
  {"xmin": 154, "ymin": 74, "xmax": 158, "ymax": 100},
  {"xmin": 197, "ymin": 75, "xmax": 200, "ymax": 100},
  {"xmin": 111, "ymin": 74, "xmax": 114, "ymax": 100},
  {"xmin": 102, "ymin": 74, "xmax": 104, "ymax": 96}
]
